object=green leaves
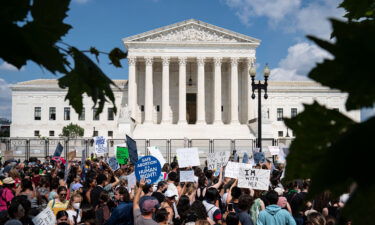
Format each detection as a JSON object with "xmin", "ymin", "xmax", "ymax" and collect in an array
[
  {"xmin": 109, "ymin": 48, "xmax": 127, "ymax": 67},
  {"xmin": 308, "ymin": 19, "xmax": 375, "ymax": 110},
  {"xmin": 62, "ymin": 122, "xmax": 84, "ymax": 138},
  {"xmin": 340, "ymin": 0, "xmax": 375, "ymax": 20},
  {"xmin": 58, "ymin": 47, "xmax": 117, "ymax": 116}
]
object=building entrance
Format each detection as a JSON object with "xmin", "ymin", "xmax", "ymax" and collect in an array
[{"xmin": 186, "ymin": 93, "xmax": 197, "ymax": 124}]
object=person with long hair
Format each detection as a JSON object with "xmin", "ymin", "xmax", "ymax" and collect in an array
[
  {"xmin": 66, "ymin": 193, "xmax": 83, "ymax": 225},
  {"xmin": 106, "ymin": 186, "xmax": 133, "ymax": 225},
  {"xmin": 48, "ymin": 186, "xmax": 69, "ymax": 216}
]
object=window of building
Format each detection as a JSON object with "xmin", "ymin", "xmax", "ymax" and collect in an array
[
  {"xmin": 64, "ymin": 107, "xmax": 70, "ymax": 120},
  {"xmin": 278, "ymin": 131, "xmax": 283, "ymax": 137},
  {"xmin": 93, "ymin": 130, "xmax": 98, "ymax": 136},
  {"xmin": 277, "ymin": 108, "xmax": 283, "ymax": 121},
  {"xmin": 156, "ymin": 105, "xmax": 160, "ymax": 112},
  {"xmin": 34, "ymin": 107, "xmax": 41, "ymax": 120},
  {"xmin": 291, "ymin": 108, "xmax": 297, "ymax": 118},
  {"xmin": 34, "ymin": 130, "xmax": 40, "ymax": 136},
  {"xmin": 221, "ymin": 106, "xmax": 224, "ymax": 112},
  {"xmin": 49, "ymin": 107, "xmax": 56, "ymax": 120},
  {"xmin": 93, "ymin": 108, "xmax": 100, "ymax": 120},
  {"xmin": 108, "ymin": 131, "xmax": 113, "ymax": 137},
  {"xmin": 107, "ymin": 108, "xmax": 114, "ymax": 120},
  {"xmin": 79, "ymin": 107, "xmax": 85, "ymax": 120},
  {"xmin": 141, "ymin": 105, "xmax": 144, "ymax": 112},
  {"xmin": 49, "ymin": 130, "xmax": 55, "ymax": 136}
]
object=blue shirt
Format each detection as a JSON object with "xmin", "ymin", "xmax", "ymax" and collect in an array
[{"xmin": 106, "ymin": 202, "xmax": 134, "ymax": 225}]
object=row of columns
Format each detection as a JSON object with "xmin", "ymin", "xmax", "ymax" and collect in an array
[{"xmin": 128, "ymin": 56, "xmax": 252, "ymax": 124}]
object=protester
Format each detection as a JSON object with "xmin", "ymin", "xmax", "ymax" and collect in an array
[
  {"xmin": 0, "ymin": 177, "xmax": 16, "ymax": 211},
  {"xmin": 66, "ymin": 193, "xmax": 82, "ymax": 224},
  {"xmin": 106, "ymin": 186, "xmax": 133, "ymax": 225},
  {"xmin": 48, "ymin": 186, "xmax": 69, "ymax": 215}
]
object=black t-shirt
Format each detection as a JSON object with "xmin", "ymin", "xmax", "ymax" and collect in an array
[
  {"xmin": 287, "ymin": 191, "xmax": 307, "ymax": 217},
  {"xmin": 152, "ymin": 192, "xmax": 165, "ymax": 204}
]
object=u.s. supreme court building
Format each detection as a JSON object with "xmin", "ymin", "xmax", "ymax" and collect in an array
[{"xmin": 10, "ymin": 19, "xmax": 360, "ymax": 146}]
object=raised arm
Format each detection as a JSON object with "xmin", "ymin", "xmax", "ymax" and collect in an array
[
  {"xmin": 211, "ymin": 167, "xmax": 224, "ymax": 189},
  {"xmin": 133, "ymin": 179, "xmax": 145, "ymax": 210}
]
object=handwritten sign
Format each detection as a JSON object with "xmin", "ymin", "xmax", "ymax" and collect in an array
[
  {"xmin": 126, "ymin": 172, "xmax": 136, "ymax": 190},
  {"xmin": 176, "ymin": 148, "xmax": 200, "ymax": 168},
  {"xmin": 108, "ymin": 157, "xmax": 119, "ymax": 171},
  {"xmin": 94, "ymin": 136, "xmax": 108, "ymax": 154},
  {"xmin": 148, "ymin": 146, "xmax": 166, "ymax": 166},
  {"xmin": 238, "ymin": 167, "xmax": 271, "ymax": 191},
  {"xmin": 225, "ymin": 161, "xmax": 245, "ymax": 178},
  {"xmin": 32, "ymin": 207, "xmax": 56, "ymax": 225},
  {"xmin": 208, "ymin": 151, "xmax": 230, "ymax": 171},
  {"xmin": 115, "ymin": 145, "xmax": 129, "ymax": 165},
  {"xmin": 179, "ymin": 170, "xmax": 196, "ymax": 182},
  {"xmin": 135, "ymin": 156, "xmax": 162, "ymax": 184},
  {"xmin": 268, "ymin": 146, "xmax": 280, "ymax": 156}
]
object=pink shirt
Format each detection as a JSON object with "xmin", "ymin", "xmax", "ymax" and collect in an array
[{"xmin": 0, "ymin": 188, "xmax": 14, "ymax": 211}]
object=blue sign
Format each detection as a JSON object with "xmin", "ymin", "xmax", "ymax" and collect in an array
[
  {"xmin": 135, "ymin": 156, "xmax": 161, "ymax": 184},
  {"xmin": 108, "ymin": 157, "xmax": 119, "ymax": 171},
  {"xmin": 253, "ymin": 152, "xmax": 266, "ymax": 164}
]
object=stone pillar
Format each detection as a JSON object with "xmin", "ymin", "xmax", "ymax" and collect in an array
[
  {"xmin": 178, "ymin": 57, "xmax": 187, "ymax": 124},
  {"xmin": 230, "ymin": 57, "xmax": 239, "ymax": 124},
  {"xmin": 213, "ymin": 57, "xmax": 223, "ymax": 124},
  {"xmin": 161, "ymin": 56, "xmax": 170, "ymax": 124},
  {"xmin": 248, "ymin": 58, "xmax": 255, "ymax": 120},
  {"xmin": 144, "ymin": 57, "xmax": 153, "ymax": 124},
  {"xmin": 197, "ymin": 57, "xmax": 206, "ymax": 124},
  {"xmin": 128, "ymin": 57, "xmax": 137, "ymax": 119}
]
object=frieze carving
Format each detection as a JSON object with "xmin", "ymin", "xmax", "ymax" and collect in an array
[
  {"xmin": 141, "ymin": 24, "xmax": 240, "ymax": 42},
  {"xmin": 162, "ymin": 56, "xmax": 170, "ymax": 66}
]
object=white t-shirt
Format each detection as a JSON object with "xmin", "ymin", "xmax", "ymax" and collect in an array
[{"xmin": 67, "ymin": 209, "xmax": 81, "ymax": 224}]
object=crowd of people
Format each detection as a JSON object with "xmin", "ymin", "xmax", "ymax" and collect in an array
[{"xmin": 0, "ymin": 154, "xmax": 352, "ymax": 225}]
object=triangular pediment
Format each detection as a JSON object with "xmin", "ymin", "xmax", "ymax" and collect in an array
[{"xmin": 123, "ymin": 19, "xmax": 260, "ymax": 44}]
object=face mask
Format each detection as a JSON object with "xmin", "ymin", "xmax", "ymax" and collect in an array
[
  {"xmin": 73, "ymin": 203, "xmax": 81, "ymax": 210},
  {"xmin": 152, "ymin": 186, "xmax": 157, "ymax": 192}
]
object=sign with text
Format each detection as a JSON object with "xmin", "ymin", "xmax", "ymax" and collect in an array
[
  {"xmin": 115, "ymin": 144, "xmax": 129, "ymax": 165},
  {"xmin": 126, "ymin": 135, "xmax": 138, "ymax": 164},
  {"xmin": 176, "ymin": 148, "xmax": 200, "ymax": 168},
  {"xmin": 94, "ymin": 136, "xmax": 108, "ymax": 154},
  {"xmin": 68, "ymin": 150, "xmax": 76, "ymax": 161},
  {"xmin": 238, "ymin": 167, "xmax": 271, "ymax": 191},
  {"xmin": 253, "ymin": 152, "xmax": 266, "ymax": 164},
  {"xmin": 179, "ymin": 170, "xmax": 196, "ymax": 182},
  {"xmin": 148, "ymin": 146, "xmax": 166, "ymax": 166},
  {"xmin": 224, "ymin": 161, "xmax": 245, "ymax": 178},
  {"xmin": 32, "ymin": 206, "xmax": 56, "ymax": 225},
  {"xmin": 135, "ymin": 156, "xmax": 162, "ymax": 184},
  {"xmin": 108, "ymin": 157, "xmax": 119, "ymax": 171},
  {"xmin": 268, "ymin": 146, "xmax": 280, "ymax": 156},
  {"xmin": 126, "ymin": 172, "xmax": 136, "ymax": 190},
  {"xmin": 208, "ymin": 151, "xmax": 230, "ymax": 171}
]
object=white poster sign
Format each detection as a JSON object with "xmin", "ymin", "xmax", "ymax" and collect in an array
[
  {"xmin": 94, "ymin": 136, "xmax": 108, "ymax": 154},
  {"xmin": 148, "ymin": 146, "xmax": 166, "ymax": 166},
  {"xmin": 126, "ymin": 172, "xmax": 136, "ymax": 190},
  {"xmin": 238, "ymin": 167, "xmax": 271, "ymax": 191},
  {"xmin": 32, "ymin": 207, "xmax": 56, "ymax": 225},
  {"xmin": 224, "ymin": 161, "xmax": 245, "ymax": 178},
  {"xmin": 208, "ymin": 151, "xmax": 230, "ymax": 171},
  {"xmin": 268, "ymin": 146, "xmax": 280, "ymax": 156},
  {"xmin": 176, "ymin": 148, "xmax": 200, "ymax": 168},
  {"xmin": 179, "ymin": 170, "xmax": 196, "ymax": 182}
]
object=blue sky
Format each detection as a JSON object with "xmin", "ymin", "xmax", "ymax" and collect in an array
[{"xmin": 1, "ymin": 0, "xmax": 373, "ymax": 120}]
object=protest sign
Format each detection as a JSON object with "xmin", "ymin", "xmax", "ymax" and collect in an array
[
  {"xmin": 135, "ymin": 156, "xmax": 162, "ymax": 184},
  {"xmin": 268, "ymin": 146, "xmax": 280, "ymax": 156},
  {"xmin": 108, "ymin": 157, "xmax": 119, "ymax": 171},
  {"xmin": 126, "ymin": 135, "xmax": 138, "ymax": 164},
  {"xmin": 115, "ymin": 145, "xmax": 129, "ymax": 165},
  {"xmin": 53, "ymin": 142, "xmax": 63, "ymax": 157},
  {"xmin": 33, "ymin": 204, "xmax": 56, "ymax": 225},
  {"xmin": 176, "ymin": 148, "xmax": 200, "ymax": 168},
  {"xmin": 179, "ymin": 170, "xmax": 196, "ymax": 182},
  {"xmin": 225, "ymin": 161, "xmax": 245, "ymax": 178},
  {"xmin": 126, "ymin": 172, "xmax": 136, "ymax": 190},
  {"xmin": 253, "ymin": 152, "xmax": 266, "ymax": 164},
  {"xmin": 94, "ymin": 136, "xmax": 108, "ymax": 154},
  {"xmin": 148, "ymin": 146, "xmax": 166, "ymax": 166},
  {"xmin": 81, "ymin": 148, "xmax": 87, "ymax": 170},
  {"xmin": 208, "ymin": 151, "xmax": 230, "ymax": 171},
  {"xmin": 238, "ymin": 167, "xmax": 271, "ymax": 191},
  {"xmin": 68, "ymin": 150, "xmax": 76, "ymax": 161}
]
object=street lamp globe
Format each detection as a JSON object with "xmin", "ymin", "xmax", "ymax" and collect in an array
[
  {"xmin": 249, "ymin": 64, "xmax": 256, "ymax": 77},
  {"xmin": 263, "ymin": 64, "xmax": 270, "ymax": 78}
]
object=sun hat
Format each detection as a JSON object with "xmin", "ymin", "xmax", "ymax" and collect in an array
[{"xmin": 3, "ymin": 177, "xmax": 15, "ymax": 185}]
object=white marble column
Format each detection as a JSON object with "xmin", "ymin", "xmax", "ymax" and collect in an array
[
  {"xmin": 128, "ymin": 57, "xmax": 137, "ymax": 119},
  {"xmin": 213, "ymin": 57, "xmax": 223, "ymax": 124},
  {"xmin": 144, "ymin": 57, "xmax": 154, "ymax": 124},
  {"xmin": 230, "ymin": 57, "xmax": 239, "ymax": 124},
  {"xmin": 178, "ymin": 57, "xmax": 187, "ymax": 124},
  {"xmin": 248, "ymin": 58, "xmax": 255, "ymax": 120},
  {"xmin": 161, "ymin": 56, "xmax": 170, "ymax": 124},
  {"xmin": 197, "ymin": 57, "xmax": 206, "ymax": 124}
]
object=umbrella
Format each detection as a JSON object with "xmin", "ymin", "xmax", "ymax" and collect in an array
[{"xmin": 52, "ymin": 156, "xmax": 66, "ymax": 164}]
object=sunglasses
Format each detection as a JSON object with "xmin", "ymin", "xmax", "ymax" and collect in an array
[{"xmin": 59, "ymin": 193, "xmax": 67, "ymax": 196}]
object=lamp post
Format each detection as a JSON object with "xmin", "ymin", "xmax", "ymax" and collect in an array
[{"xmin": 250, "ymin": 63, "xmax": 270, "ymax": 152}]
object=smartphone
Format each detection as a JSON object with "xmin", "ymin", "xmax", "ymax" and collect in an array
[{"xmin": 227, "ymin": 203, "xmax": 233, "ymax": 211}]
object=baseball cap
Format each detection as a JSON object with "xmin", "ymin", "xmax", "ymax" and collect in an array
[
  {"xmin": 139, "ymin": 196, "xmax": 159, "ymax": 214},
  {"xmin": 164, "ymin": 190, "xmax": 177, "ymax": 198},
  {"xmin": 72, "ymin": 183, "xmax": 83, "ymax": 191}
]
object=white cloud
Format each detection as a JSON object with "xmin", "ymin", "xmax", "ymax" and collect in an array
[
  {"xmin": 0, "ymin": 78, "xmax": 11, "ymax": 119},
  {"xmin": 270, "ymin": 42, "xmax": 331, "ymax": 81},
  {"xmin": 0, "ymin": 62, "xmax": 23, "ymax": 71},
  {"xmin": 73, "ymin": 0, "xmax": 90, "ymax": 4}
]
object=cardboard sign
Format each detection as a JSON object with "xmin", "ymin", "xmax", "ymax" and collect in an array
[
  {"xmin": 225, "ymin": 161, "xmax": 245, "ymax": 178},
  {"xmin": 33, "ymin": 204, "xmax": 56, "ymax": 225},
  {"xmin": 238, "ymin": 167, "xmax": 271, "ymax": 191},
  {"xmin": 135, "ymin": 156, "xmax": 162, "ymax": 184},
  {"xmin": 268, "ymin": 146, "xmax": 280, "ymax": 156},
  {"xmin": 179, "ymin": 170, "xmax": 196, "ymax": 182},
  {"xmin": 208, "ymin": 151, "xmax": 230, "ymax": 171},
  {"xmin": 108, "ymin": 157, "xmax": 119, "ymax": 171},
  {"xmin": 126, "ymin": 135, "xmax": 138, "ymax": 164},
  {"xmin": 68, "ymin": 150, "xmax": 76, "ymax": 161},
  {"xmin": 115, "ymin": 145, "xmax": 129, "ymax": 165},
  {"xmin": 176, "ymin": 148, "xmax": 200, "ymax": 168},
  {"xmin": 148, "ymin": 146, "xmax": 166, "ymax": 166},
  {"xmin": 94, "ymin": 136, "xmax": 108, "ymax": 154},
  {"xmin": 126, "ymin": 172, "xmax": 136, "ymax": 190}
]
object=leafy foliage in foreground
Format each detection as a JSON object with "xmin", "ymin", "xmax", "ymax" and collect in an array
[
  {"xmin": 0, "ymin": 0, "xmax": 127, "ymax": 116},
  {"xmin": 284, "ymin": 0, "xmax": 375, "ymax": 224}
]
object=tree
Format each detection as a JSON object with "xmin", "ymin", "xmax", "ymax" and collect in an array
[
  {"xmin": 0, "ymin": 0, "xmax": 127, "ymax": 117},
  {"xmin": 61, "ymin": 123, "xmax": 84, "ymax": 138},
  {"xmin": 284, "ymin": 0, "xmax": 375, "ymax": 224}
]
